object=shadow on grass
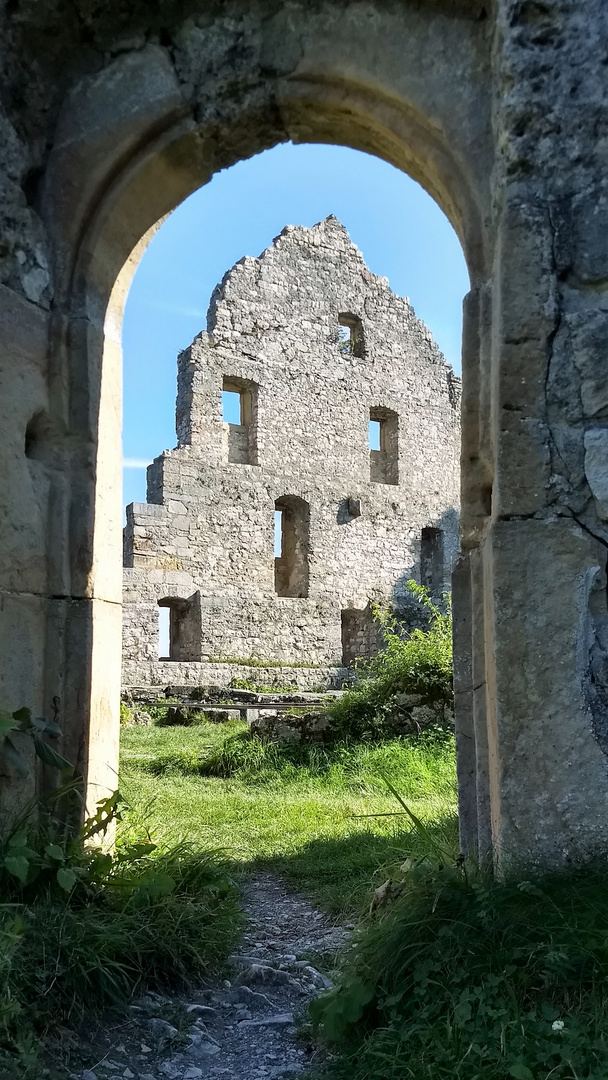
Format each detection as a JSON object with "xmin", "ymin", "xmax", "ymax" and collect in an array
[{"xmin": 230, "ymin": 812, "xmax": 460, "ymax": 916}]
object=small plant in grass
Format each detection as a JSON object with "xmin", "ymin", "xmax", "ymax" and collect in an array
[
  {"xmin": 120, "ymin": 701, "xmax": 133, "ymax": 726},
  {"xmin": 326, "ymin": 582, "xmax": 453, "ymax": 742}
]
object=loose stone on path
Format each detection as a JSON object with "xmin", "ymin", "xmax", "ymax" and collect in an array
[{"xmin": 72, "ymin": 873, "xmax": 349, "ymax": 1080}]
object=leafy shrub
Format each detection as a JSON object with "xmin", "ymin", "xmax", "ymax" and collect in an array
[
  {"xmin": 0, "ymin": 794, "xmax": 241, "ymax": 1069},
  {"xmin": 311, "ymin": 857, "xmax": 608, "ymax": 1080},
  {"xmin": 120, "ymin": 701, "xmax": 133, "ymax": 726},
  {"xmin": 326, "ymin": 582, "xmax": 453, "ymax": 742},
  {"xmin": 0, "ymin": 705, "xmax": 72, "ymax": 777}
]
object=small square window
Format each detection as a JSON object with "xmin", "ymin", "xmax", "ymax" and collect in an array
[
  {"xmin": 338, "ymin": 324, "xmax": 352, "ymax": 353},
  {"xmin": 338, "ymin": 313, "xmax": 364, "ymax": 357}
]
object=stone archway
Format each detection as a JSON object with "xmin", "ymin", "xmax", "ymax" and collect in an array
[{"xmin": 1, "ymin": 0, "xmax": 608, "ymax": 873}]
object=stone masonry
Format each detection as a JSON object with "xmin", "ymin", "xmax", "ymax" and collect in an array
[
  {"xmin": 122, "ymin": 217, "xmax": 460, "ymax": 689},
  {"xmin": 4, "ymin": 0, "xmax": 608, "ymax": 871}
]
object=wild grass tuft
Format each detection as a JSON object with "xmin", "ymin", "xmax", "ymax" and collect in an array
[
  {"xmin": 0, "ymin": 808, "xmax": 242, "ymax": 1070},
  {"xmin": 311, "ymin": 855, "xmax": 608, "ymax": 1080},
  {"xmin": 133, "ymin": 726, "xmax": 457, "ymax": 797}
]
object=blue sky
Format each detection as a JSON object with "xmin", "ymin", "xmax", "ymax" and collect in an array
[{"xmin": 122, "ymin": 142, "xmax": 469, "ymax": 509}]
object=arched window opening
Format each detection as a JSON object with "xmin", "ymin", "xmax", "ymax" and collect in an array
[
  {"xmin": 274, "ymin": 496, "xmax": 310, "ymax": 598},
  {"xmin": 338, "ymin": 313, "xmax": 365, "ymax": 357},
  {"xmin": 369, "ymin": 406, "xmax": 399, "ymax": 485},
  {"xmin": 420, "ymin": 527, "xmax": 444, "ymax": 596},
  {"xmin": 222, "ymin": 376, "xmax": 258, "ymax": 464},
  {"xmin": 157, "ymin": 596, "xmax": 200, "ymax": 661}
]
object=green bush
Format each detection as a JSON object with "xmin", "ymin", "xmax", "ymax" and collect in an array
[
  {"xmin": 311, "ymin": 857, "xmax": 608, "ymax": 1080},
  {"xmin": 0, "ymin": 795, "xmax": 241, "ymax": 1070},
  {"xmin": 326, "ymin": 582, "xmax": 453, "ymax": 741},
  {"xmin": 120, "ymin": 701, "xmax": 133, "ymax": 726}
]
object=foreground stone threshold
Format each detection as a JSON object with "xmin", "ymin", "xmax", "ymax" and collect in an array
[{"xmin": 66, "ymin": 874, "xmax": 350, "ymax": 1080}]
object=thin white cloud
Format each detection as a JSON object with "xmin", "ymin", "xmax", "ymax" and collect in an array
[{"xmin": 123, "ymin": 458, "xmax": 152, "ymax": 469}]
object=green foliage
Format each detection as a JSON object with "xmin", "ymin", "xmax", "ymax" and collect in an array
[
  {"xmin": 326, "ymin": 582, "xmax": 453, "ymax": 741},
  {"xmin": 311, "ymin": 855, "xmax": 608, "ymax": 1080},
  {"xmin": 0, "ymin": 705, "xmax": 72, "ymax": 778},
  {"xmin": 120, "ymin": 701, "xmax": 133, "ymax": 726},
  {"xmin": 0, "ymin": 795, "xmax": 241, "ymax": 1068},
  {"xmin": 134, "ymin": 726, "xmax": 456, "ymax": 795}
]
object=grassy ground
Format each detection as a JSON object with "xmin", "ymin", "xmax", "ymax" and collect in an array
[
  {"xmin": 120, "ymin": 720, "xmax": 608, "ymax": 1080},
  {"xmin": 120, "ymin": 719, "xmax": 458, "ymax": 915}
]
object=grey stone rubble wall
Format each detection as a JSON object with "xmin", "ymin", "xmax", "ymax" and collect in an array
[
  {"xmin": 122, "ymin": 216, "xmax": 460, "ymax": 684},
  {"xmin": 122, "ymin": 660, "xmax": 352, "ymax": 692}
]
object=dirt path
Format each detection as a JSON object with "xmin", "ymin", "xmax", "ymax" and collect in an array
[{"xmin": 68, "ymin": 874, "xmax": 350, "ymax": 1080}]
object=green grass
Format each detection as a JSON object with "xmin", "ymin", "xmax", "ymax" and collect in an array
[
  {"xmin": 0, "ymin": 822, "xmax": 242, "ymax": 1074},
  {"xmin": 120, "ymin": 719, "xmax": 458, "ymax": 914},
  {"xmin": 311, "ymin": 863, "xmax": 608, "ymax": 1080}
]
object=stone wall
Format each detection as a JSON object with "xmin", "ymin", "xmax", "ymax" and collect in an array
[
  {"xmin": 122, "ymin": 217, "xmax": 461, "ymax": 686},
  {"xmin": 3, "ymin": 0, "xmax": 608, "ymax": 871},
  {"xmin": 122, "ymin": 661, "xmax": 350, "ymax": 693}
]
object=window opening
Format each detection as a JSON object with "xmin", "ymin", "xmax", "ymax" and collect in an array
[
  {"xmin": 157, "ymin": 596, "xmax": 201, "ymax": 661},
  {"xmin": 341, "ymin": 606, "xmax": 380, "ymax": 666},
  {"xmin": 338, "ymin": 313, "xmax": 364, "ymax": 357},
  {"xmin": 222, "ymin": 389, "xmax": 242, "ymax": 424},
  {"xmin": 158, "ymin": 605, "xmax": 170, "ymax": 659},
  {"xmin": 274, "ymin": 509, "xmax": 283, "ymax": 556},
  {"xmin": 368, "ymin": 419, "xmax": 381, "ymax": 451},
  {"xmin": 420, "ymin": 527, "xmax": 444, "ymax": 595},
  {"xmin": 274, "ymin": 496, "xmax": 310, "ymax": 598},
  {"xmin": 222, "ymin": 377, "xmax": 258, "ymax": 464},
  {"xmin": 369, "ymin": 407, "xmax": 399, "ymax": 485},
  {"xmin": 338, "ymin": 324, "xmax": 351, "ymax": 353}
]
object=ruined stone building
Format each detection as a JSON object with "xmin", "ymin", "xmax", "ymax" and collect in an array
[{"xmin": 122, "ymin": 217, "xmax": 461, "ymax": 689}]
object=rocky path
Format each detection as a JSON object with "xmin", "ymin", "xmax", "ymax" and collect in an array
[{"xmin": 69, "ymin": 874, "xmax": 350, "ymax": 1080}]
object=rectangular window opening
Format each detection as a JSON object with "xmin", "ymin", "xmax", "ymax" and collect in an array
[
  {"xmin": 274, "ymin": 496, "xmax": 310, "ymax": 598},
  {"xmin": 341, "ymin": 606, "xmax": 381, "ymax": 666},
  {"xmin": 157, "ymin": 596, "xmax": 200, "ymax": 662},
  {"xmin": 158, "ymin": 604, "xmax": 170, "ymax": 659},
  {"xmin": 420, "ymin": 527, "xmax": 444, "ymax": 595},
  {"xmin": 222, "ymin": 377, "xmax": 258, "ymax": 465},
  {"xmin": 338, "ymin": 313, "xmax": 364, "ymax": 357},
  {"xmin": 274, "ymin": 509, "xmax": 283, "ymax": 557},
  {"xmin": 369, "ymin": 407, "xmax": 399, "ymax": 485},
  {"xmin": 338, "ymin": 324, "xmax": 352, "ymax": 354},
  {"xmin": 222, "ymin": 389, "xmax": 242, "ymax": 425}
]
